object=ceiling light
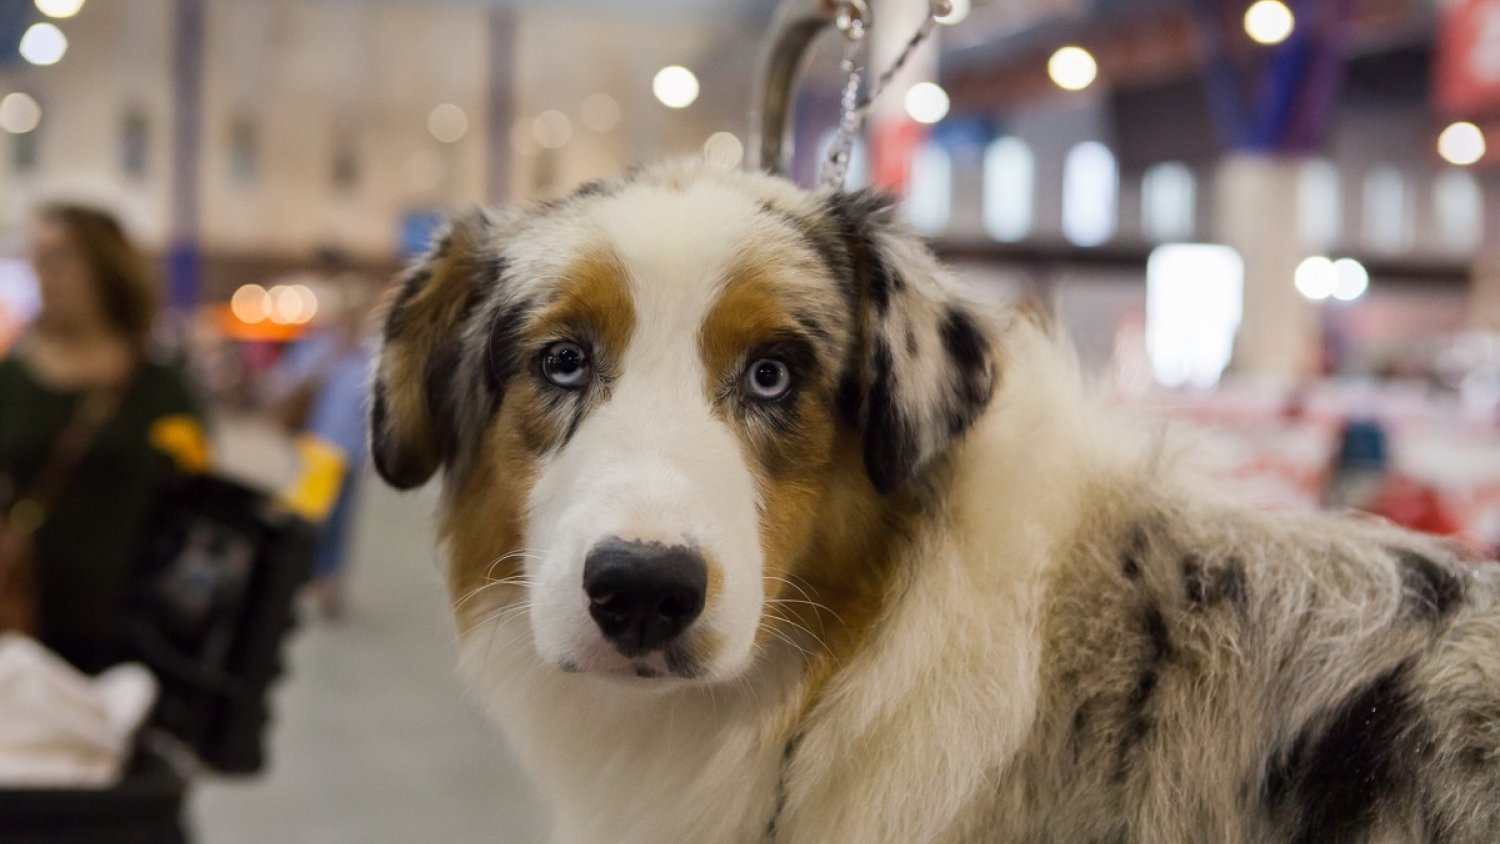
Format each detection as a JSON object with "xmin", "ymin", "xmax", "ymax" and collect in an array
[
  {"xmin": 1438, "ymin": 122, "xmax": 1486, "ymax": 167},
  {"xmin": 1294, "ymin": 256, "xmax": 1336, "ymax": 301},
  {"xmin": 427, "ymin": 103, "xmax": 468, "ymax": 144},
  {"xmin": 1048, "ymin": 46, "xmax": 1097, "ymax": 92},
  {"xmin": 1244, "ymin": 0, "xmax": 1295, "ymax": 46},
  {"xmin": 703, "ymin": 131, "xmax": 743, "ymax": 170},
  {"xmin": 0, "ymin": 93, "xmax": 42, "ymax": 134},
  {"xmin": 532, "ymin": 110, "xmax": 573, "ymax": 150},
  {"xmin": 580, "ymin": 93, "xmax": 621, "ymax": 132},
  {"xmin": 230, "ymin": 285, "xmax": 269, "ymax": 324},
  {"xmin": 35, "ymin": 0, "xmax": 85, "ymax": 18},
  {"xmin": 904, "ymin": 82, "xmax": 950, "ymax": 125},
  {"xmin": 1331, "ymin": 258, "xmax": 1368, "ymax": 302},
  {"xmin": 653, "ymin": 66, "xmax": 699, "ymax": 109},
  {"xmin": 19, "ymin": 23, "xmax": 67, "ymax": 66}
]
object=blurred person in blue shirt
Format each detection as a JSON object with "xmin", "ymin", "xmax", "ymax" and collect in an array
[{"xmin": 266, "ymin": 274, "xmax": 375, "ymax": 619}]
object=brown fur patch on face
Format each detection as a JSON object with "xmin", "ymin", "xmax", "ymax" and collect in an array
[
  {"xmin": 529, "ymin": 252, "xmax": 635, "ymax": 359},
  {"xmin": 442, "ymin": 400, "xmax": 538, "ymax": 635},
  {"xmin": 704, "ymin": 553, "xmax": 725, "ymax": 610},
  {"xmin": 509, "ymin": 251, "xmax": 635, "ymax": 455},
  {"xmin": 444, "ymin": 250, "xmax": 635, "ymax": 633},
  {"xmin": 697, "ymin": 264, "xmax": 910, "ymax": 678},
  {"xmin": 699, "ymin": 269, "xmax": 838, "ymax": 596},
  {"xmin": 698, "ymin": 258, "xmax": 919, "ymax": 744}
]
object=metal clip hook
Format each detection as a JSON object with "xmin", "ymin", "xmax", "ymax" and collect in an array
[{"xmin": 834, "ymin": 0, "xmax": 868, "ymax": 39}]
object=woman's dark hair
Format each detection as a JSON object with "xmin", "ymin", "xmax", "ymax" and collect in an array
[{"xmin": 38, "ymin": 204, "xmax": 160, "ymax": 349}]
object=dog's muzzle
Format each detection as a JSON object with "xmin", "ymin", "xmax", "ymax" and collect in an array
[{"xmin": 583, "ymin": 539, "xmax": 707, "ymax": 656}]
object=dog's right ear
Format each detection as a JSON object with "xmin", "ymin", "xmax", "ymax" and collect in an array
[{"xmin": 369, "ymin": 210, "xmax": 500, "ymax": 490}]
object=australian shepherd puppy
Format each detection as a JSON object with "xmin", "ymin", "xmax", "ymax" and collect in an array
[{"xmin": 369, "ymin": 161, "xmax": 1500, "ymax": 843}]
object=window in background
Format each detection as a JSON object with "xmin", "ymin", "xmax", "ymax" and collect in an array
[
  {"xmin": 12, "ymin": 130, "xmax": 37, "ymax": 173},
  {"xmin": 1433, "ymin": 169, "xmax": 1484, "ymax": 254},
  {"xmin": 1141, "ymin": 161, "xmax": 1196, "ymax": 242},
  {"xmin": 1297, "ymin": 159, "xmax": 1340, "ymax": 250},
  {"xmin": 1146, "ymin": 243, "xmax": 1244, "ymax": 389},
  {"xmin": 905, "ymin": 142, "xmax": 952, "ymax": 235},
  {"xmin": 228, "ymin": 116, "xmax": 258, "ymax": 185},
  {"xmin": 0, "ymin": 258, "xmax": 42, "ymax": 352},
  {"xmin": 331, "ymin": 135, "xmax": 360, "ymax": 193},
  {"xmin": 1361, "ymin": 165, "xmax": 1411, "ymax": 254},
  {"xmin": 982, "ymin": 136, "xmax": 1033, "ymax": 241},
  {"xmin": 121, "ymin": 108, "xmax": 149, "ymax": 177},
  {"xmin": 1062, "ymin": 141, "xmax": 1118, "ymax": 247}
]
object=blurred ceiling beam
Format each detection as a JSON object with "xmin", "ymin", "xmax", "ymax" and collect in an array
[{"xmin": 941, "ymin": 0, "xmax": 1434, "ymax": 114}]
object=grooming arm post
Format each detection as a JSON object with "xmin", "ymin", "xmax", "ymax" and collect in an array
[{"xmin": 753, "ymin": 0, "xmax": 864, "ymax": 177}]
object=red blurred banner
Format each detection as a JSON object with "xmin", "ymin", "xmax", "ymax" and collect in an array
[
  {"xmin": 1436, "ymin": 0, "xmax": 1500, "ymax": 117},
  {"xmin": 869, "ymin": 120, "xmax": 926, "ymax": 193}
]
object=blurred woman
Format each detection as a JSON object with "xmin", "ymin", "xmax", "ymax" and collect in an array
[{"xmin": 0, "ymin": 205, "xmax": 203, "ymax": 673}]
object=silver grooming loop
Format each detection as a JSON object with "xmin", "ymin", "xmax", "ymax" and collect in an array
[{"xmin": 752, "ymin": 0, "xmax": 951, "ymax": 187}]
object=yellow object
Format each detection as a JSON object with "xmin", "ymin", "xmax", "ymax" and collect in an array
[
  {"xmin": 279, "ymin": 435, "xmax": 348, "ymax": 523},
  {"xmin": 149, "ymin": 415, "xmax": 212, "ymax": 473}
]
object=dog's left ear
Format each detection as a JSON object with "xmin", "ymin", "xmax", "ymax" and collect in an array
[
  {"xmin": 829, "ymin": 191, "xmax": 999, "ymax": 495},
  {"xmin": 369, "ymin": 210, "xmax": 502, "ymax": 490}
]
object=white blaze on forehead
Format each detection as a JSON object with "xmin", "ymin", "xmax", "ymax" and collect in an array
[
  {"xmin": 592, "ymin": 179, "xmax": 769, "ymax": 331},
  {"xmin": 523, "ymin": 179, "xmax": 776, "ymax": 675},
  {"xmin": 589, "ymin": 180, "xmax": 767, "ymax": 556}
]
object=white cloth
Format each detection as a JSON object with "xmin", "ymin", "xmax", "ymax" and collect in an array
[{"xmin": 0, "ymin": 633, "xmax": 158, "ymax": 787}]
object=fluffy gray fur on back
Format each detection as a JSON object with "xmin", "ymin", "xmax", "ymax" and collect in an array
[{"xmin": 989, "ymin": 469, "xmax": 1500, "ymax": 843}]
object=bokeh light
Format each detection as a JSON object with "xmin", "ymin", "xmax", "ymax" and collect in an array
[
  {"xmin": 703, "ymin": 131, "xmax": 743, "ymax": 170},
  {"xmin": 580, "ymin": 93, "xmax": 621, "ymax": 132},
  {"xmin": 1438, "ymin": 122, "xmax": 1486, "ymax": 167},
  {"xmin": 230, "ymin": 285, "xmax": 270, "ymax": 324},
  {"xmin": 20, "ymin": 23, "xmax": 68, "ymax": 66},
  {"xmin": 532, "ymin": 110, "xmax": 573, "ymax": 150},
  {"xmin": 904, "ymin": 82, "xmax": 950, "ymax": 125},
  {"xmin": 266, "ymin": 285, "xmax": 318, "ymax": 325},
  {"xmin": 427, "ymin": 103, "xmax": 468, "ymax": 144},
  {"xmin": 652, "ymin": 66, "xmax": 699, "ymax": 109},
  {"xmin": 1294, "ymin": 256, "xmax": 1337, "ymax": 301},
  {"xmin": 35, "ymin": 0, "xmax": 85, "ymax": 18},
  {"xmin": 1048, "ymin": 46, "xmax": 1098, "ymax": 92},
  {"xmin": 0, "ymin": 93, "xmax": 42, "ymax": 134},
  {"xmin": 1331, "ymin": 258, "xmax": 1369, "ymax": 302},
  {"xmin": 1244, "ymin": 0, "xmax": 1295, "ymax": 46}
]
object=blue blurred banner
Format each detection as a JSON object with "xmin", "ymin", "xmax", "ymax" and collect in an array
[
  {"xmin": 0, "ymin": 0, "xmax": 31, "ymax": 67},
  {"xmin": 399, "ymin": 211, "xmax": 445, "ymax": 260}
]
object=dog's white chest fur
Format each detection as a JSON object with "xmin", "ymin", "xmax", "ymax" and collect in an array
[
  {"xmin": 460, "ymin": 627, "xmax": 790, "ymax": 843},
  {"xmin": 458, "ymin": 492, "xmax": 1054, "ymax": 844}
]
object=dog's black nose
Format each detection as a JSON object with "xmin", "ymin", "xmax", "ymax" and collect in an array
[{"xmin": 583, "ymin": 540, "xmax": 707, "ymax": 655}]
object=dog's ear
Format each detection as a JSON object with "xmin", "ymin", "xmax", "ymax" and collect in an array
[
  {"xmin": 370, "ymin": 210, "xmax": 502, "ymax": 490},
  {"xmin": 828, "ymin": 191, "xmax": 999, "ymax": 495}
]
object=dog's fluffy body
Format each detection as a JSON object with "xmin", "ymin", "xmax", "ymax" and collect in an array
[{"xmin": 371, "ymin": 163, "xmax": 1500, "ymax": 843}]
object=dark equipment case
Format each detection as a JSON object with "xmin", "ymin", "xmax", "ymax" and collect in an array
[{"xmin": 0, "ymin": 474, "xmax": 314, "ymax": 843}]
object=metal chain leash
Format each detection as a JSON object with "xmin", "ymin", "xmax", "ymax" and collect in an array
[{"xmin": 820, "ymin": 0, "xmax": 952, "ymax": 191}]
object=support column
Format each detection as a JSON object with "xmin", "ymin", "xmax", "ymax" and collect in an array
[
  {"xmin": 484, "ymin": 7, "xmax": 517, "ymax": 205},
  {"xmin": 1214, "ymin": 155, "xmax": 1320, "ymax": 382},
  {"xmin": 1471, "ymin": 251, "xmax": 1500, "ymax": 332},
  {"xmin": 866, "ymin": 0, "xmax": 937, "ymax": 193},
  {"xmin": 167, "ymin": 0, "xmax": 204, "ymax": 311}
]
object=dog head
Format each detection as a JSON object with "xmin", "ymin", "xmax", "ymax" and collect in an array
[{"xmin": 370, "ymin": 162, "xmax": 997, "ymax": 685}]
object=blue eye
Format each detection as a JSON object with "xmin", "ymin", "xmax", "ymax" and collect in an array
[
  {"xmin": 542, "ymin": 341, "xmax": 590, "ymax": 388},
  {"xmin": 744, "ymin": 358, "xmax": 792, "ymax": 400}
]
